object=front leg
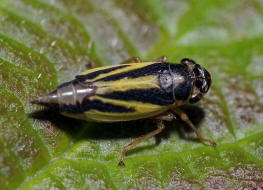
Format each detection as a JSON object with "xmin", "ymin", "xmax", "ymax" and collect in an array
[{"xmin": 172, "ymin": 107, "xmax": 216, "ymax": 147}]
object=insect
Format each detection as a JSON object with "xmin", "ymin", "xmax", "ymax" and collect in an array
[{"xmin": 31, "ymin": 56, "xmax": 216, "ymax": 166}]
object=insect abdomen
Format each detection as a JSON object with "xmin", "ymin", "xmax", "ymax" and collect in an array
[{"xmin": 31, "ymin": 80, "xmax": 96, "ymax": 113}]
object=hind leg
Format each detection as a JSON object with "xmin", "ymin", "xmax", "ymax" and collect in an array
[{"xmin": 118, "ymin": 120, "xmax": 165, "ymax": 166}]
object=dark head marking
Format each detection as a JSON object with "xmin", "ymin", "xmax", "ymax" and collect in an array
[{"xmin": 180, "ymin": 58, "xmax": 212, "ymax": 104}]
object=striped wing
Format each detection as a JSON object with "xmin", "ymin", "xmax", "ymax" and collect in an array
[{"xmin": 71, "ymin": 62, "xmax": 174, "ymax": 122}]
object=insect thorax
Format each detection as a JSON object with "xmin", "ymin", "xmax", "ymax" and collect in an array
[{"xmin": 159, "ymin": 63, "xmax": 194, "ymax": 105}]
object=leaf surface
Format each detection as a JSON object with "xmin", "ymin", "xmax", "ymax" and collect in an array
[{"xmin": 0, "ymin": 0, "xmax": 263, "ymax": 189}]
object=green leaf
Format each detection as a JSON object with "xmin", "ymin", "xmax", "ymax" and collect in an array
[{"xmin": 1, "ymin": 0, "xmax": 263, "ymax": 189}]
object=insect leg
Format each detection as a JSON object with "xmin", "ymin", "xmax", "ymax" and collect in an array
[
  {"xmin": 118, "ymin": 120, "xmax": 165, "ymax": 166},
  {"xmin": 120, "ymin": 57, "xmax": 142, "ymax": 64},
  {"xmin": 153, "ymin": 56, "xmax": 167, "ymax": 62},
  {"xmin": 172, "ymin": 107, "xmax": 217, "ymax": 147}
]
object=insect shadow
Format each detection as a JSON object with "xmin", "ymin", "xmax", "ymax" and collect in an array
[{"xmin": 30, "ymin": 105, "xmax": 205, "ymax": 154}]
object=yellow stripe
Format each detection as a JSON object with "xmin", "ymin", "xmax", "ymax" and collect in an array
[
  {"xmin": 88, "ymin": 62, "xmax": 155, "ymax": 82},
  {"xmin": 89, "ymin": 96, "xmax": 165, "ymax": 113},
  {"xmin": 63, "ymin": 95, "xmax": 168, "ymax": 122},
  {"xmin": 82, "ymin": 109, "xmax": 167, "ymax": 122},
  {"xmin": 95, "ymin": 75, "xmax": 159, "ymax": 94},
  {"xmin": 78, "ymin": 65, "xmax": 118, "ymax": 76}
]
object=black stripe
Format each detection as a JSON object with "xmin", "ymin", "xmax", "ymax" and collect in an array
[
  {"xmin": 173, "ymin": 80, "xmax": 192, "ymax": 101},
  {"xmin": 99, "ymin": 88, "xmax": 174, "ymax": 105},
  {"xmin": 96, "ymin": 62, "xmax": 169, "ymax": 82},
  {"xmin": 169, "ymin": 64, "xmax": 193, "ymax": 101},
  {"xmin": 76, "ymin": 65, "xmax": 129, "ymax": 81},
  {"xmin": 57, "ymin": 65, "xmax": 129, "ymax": 88},
  {"xmin": 61, "ymin": 99, "xmax": 134, "ymax": 114},
  {"xmin": 56, "ymin": 80, "xmax": 74, "ymax": 89}
]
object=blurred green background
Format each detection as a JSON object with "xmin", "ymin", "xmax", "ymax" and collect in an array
[{"xmin": 0, "ymin": 0, "xmax": 263, "ymax": 189}]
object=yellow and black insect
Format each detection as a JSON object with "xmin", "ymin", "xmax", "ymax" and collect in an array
[{"xmin": 31, "ymin": 56, "xmax": 216, "ymax": 166}]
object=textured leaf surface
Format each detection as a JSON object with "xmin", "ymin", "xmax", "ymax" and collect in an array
[{"xmin": 0, "ymin": 0, "xmax": 263, "ymax": 189}]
